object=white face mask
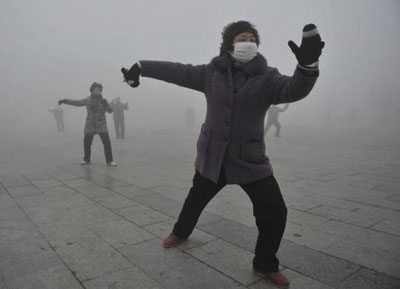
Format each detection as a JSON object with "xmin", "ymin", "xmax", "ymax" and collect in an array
[{"xmin": 231, "ymin": 42, "xmax": 258, "ymax": 63}]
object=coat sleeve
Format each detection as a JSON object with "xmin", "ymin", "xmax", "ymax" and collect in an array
[
  {"xmin": 140, "ymin": 61, "xmax": 208, "ymax": 92},
  {"xmin": 64, "ymin": 98, "xmax": 88, "ymax": 107},
  {"xmin": 264, "ymin": 66, "xmax": 318, "ymax": 105}
]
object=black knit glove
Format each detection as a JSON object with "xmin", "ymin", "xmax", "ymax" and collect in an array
[
  {"xmin": 288, "ymin": 24, "xmax": 325, "ymax": 69},
  {"xmin": 58, "ymin": 99, "xmax": 66, "ymax": 105},
  {"xmin": 121, "ymin": 62, "xmax": 141, "ymax": 88}
]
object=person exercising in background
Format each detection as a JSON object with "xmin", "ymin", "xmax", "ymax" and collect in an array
[
  {"xmin": 110, "ymin": 97, "xmax": 128, "ymax": 139},
  {"xmin": 264, "ymin": 104, "xmax": 289, "ymax": 137},
  {"xmin": 47, "ymin": 104, "xmax": 65, "ymax": 132},
  {"xmin": 58, "ymin": 82, "xmax": 117, "ymax": 166}
]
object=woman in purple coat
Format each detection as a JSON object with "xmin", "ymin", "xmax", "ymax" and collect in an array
[{"xmin": 121, "ymin": 21, "xmax": 324, "ymax": 287}]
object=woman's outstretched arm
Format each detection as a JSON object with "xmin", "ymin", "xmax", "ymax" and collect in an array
[
  {"xmin": 122, "ymin": 61, "xmax": 208, "ymax": 92},
  {"xmin": 58, "ymin": 98, "xmax": 88, "ymax": 107}
]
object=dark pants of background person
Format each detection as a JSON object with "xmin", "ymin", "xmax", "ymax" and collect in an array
[
  {"xmin": 173, "ymin": 170, "xmax": 287, "ymax": 272},
  {"xmin": 83, "ymin": 133, "xmax": 113, "ymax": 163},
  {"xmin": 114, "ymin": 120, "xmax": 125, "ymax": 139},
  {"xmin": 265, "ymin": 120, "xmax": 281, "ymax": 137}
]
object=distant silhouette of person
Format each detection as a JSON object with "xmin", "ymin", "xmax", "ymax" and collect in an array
[
  {"xmin": 185, "ymin": 106, "xmax": 195, "ymax": 127},
  {"xmin": 58, "ymin": 82, "xmax": 117, "ymax": 166},
  {"xmin": 47, "ymin": 104, "xmax": 65, "ymax": 132},
  {"xmin": 264, "ymin": 104, "xmax": 289, "ymax": 137},
  {"xmin": 111, "ymin": 97, "xmax": 128, "ymax": 139}
]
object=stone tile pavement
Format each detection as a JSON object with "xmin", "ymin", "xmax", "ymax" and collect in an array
[{"xmin": 0, "ymin": 126, "xmax": 399, "ymax": 288}]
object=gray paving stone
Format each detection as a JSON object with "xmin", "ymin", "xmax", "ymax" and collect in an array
[
  {"xmin": 116, "ymin": 205, "xmax": 170, "ymax": 226},
  {"xmin": 323, "ymin": 239, "xmax": 400, "ymax": 278},
  {"xmin": 21, "ymin": 172, "xmax": 53, "ymax": 182},
  {"xmin": 336, "ymin": 267, "xmax": 400, "ymax": 289},
  {"xmin": 284, "ymin": 194, "xmax": 325, "ymax": 211},
  {"xmin": 371, "ymin": 219, "xmax": 400, "ymax": 236},
  {"xmin": 83, "ymin": 266, "xmax": 163, "ymax": 289},
  {"xmin": 128, "ymin": 176, "xmax": 166, "ymax": 189},
  {"xmin": 0, "ymin": 206, "xmax": 41, "ymax": 243},
  {"xmin": 0, "ymin": 184, "xmax": 7, "ymax": 194},
  {"xmin": 114, "ymin": 185, "xmax": 154, "ymax": 199},
  {"xmin": 186, "ymin": 239, "xmax": 261, "ymax": 285},
  {"xmin": 86, "ymin": 217, "xmax": 154, "ymax": 248},
  {"xmin": 46, "ymin": 170, "xmax": 79, "ymax": 181},
  {"xmin": 41, "ymin": 185, "xmax": 80, "ymax": 197},
  {"xmin": 0, "ymin": 235, "xmax": 62, "ymax": 280},
  {"xmin": 91, "ymin": 175, "xmax": 132, "ymax": 191},
  {"xmin": 54, "ymin": 238, "xmax": 132, "ymax": 281},
  {"xmin": 16, "ymin": 194, "xmax": 98, "ymax": 226},
  {"xmin": 284, "ymin": 221, "xmax": 344, "ymax": 251},
  {"xmin": 198, "ymin": 217, "xmax": 257, "ymax": 252},
  {"xmin": 5, "ymin": 265, "xmax": 83, "ymax": 289},
  {"xmin": 133, "ymin": 193, "xmax": 183, "ymax": 219},
  {"xmin": 0, "ymin": 191, "xmax": 16, "ymax": 209},
  {"xmin": 197, "ymin": 210, "xmax": 225, "ymax": 226},
  {"xmin": 287, "ymin": 209, "xmax": 330, "ymax": 228},
  {"xmin": 143, "ymin": 219, "xmax": 218, "ymax": 250},
  {"xmin": 0, "ymin": 275, "xmax": 6, "ymax": 289},
  {"xmin": 37, "ymin": 222, "xmax": 99, "ymax": 249},
  {"xmin": 31, "ymin": 179, "xmax": 63, "ymax": 189},
  {"xmin": 73, "ymin": 184, "xmax": 114, "ymax": 199},
  {"xmin": 252, "ymin": 268, "xmax": 335, "ymax": 289},
  {"xmin": 311, "ymin": 221, "xmax": 400, "ymax": 277},
  {"xmin": 0, "ymin": 177, "xmax": 30, "ymax": 188},
  {"xmin": 205, "ymin": 201, "xmax": 255, "ymax": 227},
  {"xmin": 62, "ymin": 178, "xmax": 94, "ymax": 188},
  {"xmin": 348, "ymin": 204, "xmax": 400, "ymax": 223},
  {"xmin": 387, "ymin": 193, "xmax": 400, "ymax": 203},
  {"xmin": 308, "ymin": 205, "xmax": 384, "ymax": 227},
  {"xmin": 6, "ymin": 185, "xmax": 42, "ymax": 198},
  {"xmin": 118, "ymin": 239, "xmax": 243, "ymax": 289},
  {"xmin": 278, "ymin": 240, "xmax": 360, "ymax": 286},
  {"xmin": 92, "ymin": 193, "xmax": 140, "ymax": 210},
  {"xmin": 248, "ymin": 279, "xmax": 283, "ymax": 289},
  {"xmin": 147, "ymin": 184, "xmax": 188, "ymax": 202}
]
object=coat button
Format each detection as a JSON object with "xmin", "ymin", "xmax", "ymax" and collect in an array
[{"xmin": 224, "ymin": 120, "xmax": 230, "ymax": 125}]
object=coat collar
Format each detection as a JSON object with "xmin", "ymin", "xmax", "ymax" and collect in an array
[{"xmin": 211, "ymin": 53, "xmax": 267, "ymax": 75}]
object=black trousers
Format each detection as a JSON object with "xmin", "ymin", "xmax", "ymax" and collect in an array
[
  {"xmin": 114, "ymin": 120, "xmax": 125, "ymax": 139},
  {"xmin": 83, "ymin": 132, "xmax": 113, "ymax": 163},
  {"xmin": 173, "ymin": 170, "xmax": 287, "ymax": 272}
]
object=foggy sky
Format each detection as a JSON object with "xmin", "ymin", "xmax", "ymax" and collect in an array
[{"xmin": 1, "ymin": 0, "xmax": 399, "ymax": 136}]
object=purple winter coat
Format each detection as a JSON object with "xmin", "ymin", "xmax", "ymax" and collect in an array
[{"xmin": 140, "ymin": 53, "xmax": 318, "ymax": 184}]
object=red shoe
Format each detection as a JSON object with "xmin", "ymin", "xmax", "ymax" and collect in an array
[
  {"xmin": 162, "ymin": 233, "xmax": 187, "ymax": 248},
  {"xmin": 254, "ymin": 267, "xmax": 289, "ymax": 287}
]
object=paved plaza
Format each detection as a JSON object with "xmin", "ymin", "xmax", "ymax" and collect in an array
[{"xmin": 1, "ymin": 125, "xmax": 399, "ymax": 288}]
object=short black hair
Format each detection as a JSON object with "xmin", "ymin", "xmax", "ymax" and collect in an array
[
  {"xmin": 220, "ymin": 21, "xmax": 260, "ymax": 54},
  {"xmin": 90, "ymin": 82, "xmax": 103, "ymax": 93}
]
